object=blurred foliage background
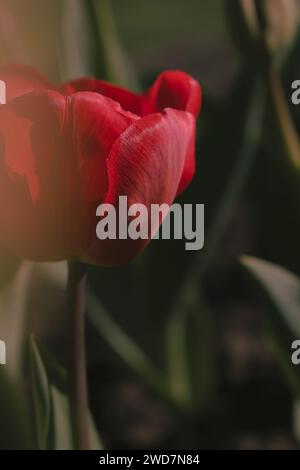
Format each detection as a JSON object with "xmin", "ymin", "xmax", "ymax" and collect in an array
[{"xmin": 1, "ymin": 0, "xmax": 300, "ymax": 450}]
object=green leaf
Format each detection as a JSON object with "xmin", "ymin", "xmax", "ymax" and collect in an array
[
  {"xmin": 60, "ymin": 0, "xmax": 100, "ymax": 79},
  {"xmin": 241, "ymin": 256, "xmax": 300, "ymax": 336},
  {"xmin": 166, "ymin": 286, "xmax": 216, "ymax": 409},
  {"xmin": 89, "ymin": 0, "xmax": 139, "ymax": 88},
  {"xmin": 87, "ymin": 287, "xmax": 216, "ymax": 409},
  {"xmin": 61, "ymin": 0, "xmax": 139, "ymax": 89},
  {"xmin": 29, "ymin": 336, "xmax": 51, "ymax": 450},
  {"xmin": 36, "ymin": 341, "xmax": 67, "ymax": 393},
  {"xmin": 0, "ymin": 368, "xmax": 33, "ymax": 449},
  {"xmin": 240, "ymin": 255, "xmax": 300, "ymax": 397},
  {"xmin": 166, "ymin": 304, "xmax": 192, "ymax": 407},
  {"xmin": 86, "ymin": 289, "xmax": 168, "ymax": 397},
  {"xmin": 30, "ymin": 337, "xmax": 103, "ymax": 450},
  {"xmin": 49, "ymin": 385, "xmax": 102, "ymax": 450}
]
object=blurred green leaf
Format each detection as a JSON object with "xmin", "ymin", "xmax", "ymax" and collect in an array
[
  {"xmin": 166, "ymin": 286, "xmax": 216, "ymax": 409},
  {"xmin": 0, "ymin": 368, "xmax": 33, "ymax": 449},
  {"xmin": 60, "ymin": 0, "xmax": 100, "ymax": 79},
  {"xmin": 87, "ymin": 287, "xmax": 215, "ymax": 410},
  {"xmin": 241, "ymin": 256, "xmax": 300, "ymax": 336},
  {"xmin": 37, "ymin": 342, "xmax": 67, "ymax": 393},
  {"xmin": 163, "ymin": 81, "xmax": 264, "ymax": 410},
  {"xmin": 240, "ymin": 255, "xmax": 300, "ymax": 397},
  {"xmin": 30, "ymin": 337, "xmax": 103, "ymax": 450},
  {"xmin": 29, "ymin": 336, "xmax": 51, "ymax": 450},
  {"xmin": 50, "ymin": 386, "xmax": 72, "ymax": 450},
  {"xmin": 200, "ymin": 82, "xmax": 265, "ymax": 274},
  {"xmin": 49, "ymin": 385, "xmax": 102, "ymax": 450},
  {"xmin": 186, "ymin": 295, "xmax": 216, "ymax": 407},
  {"xmin": 90, "ymin": 0, "xmax": 139, "ymax": 88},
  {"xmin": 87, "ymin": 289, "xmax": 168, "ymax": 397},
  {"xmin": 61, "ymin": 0, "xmax": 138, "ymax": 89},
  {"xmin": 166, "ymin": 303, "xmax": 192, "ymax": 407}
]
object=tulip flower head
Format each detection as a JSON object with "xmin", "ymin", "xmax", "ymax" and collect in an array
[{"xmin": 0, "ymin": 65, "xmax": 201, "ymax": 265}]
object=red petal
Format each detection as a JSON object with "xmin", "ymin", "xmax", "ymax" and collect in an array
[
  {"xmin": 60, "ymin": 78, "xmax": 141, "ymax": 115},
  {"xmin": 0, "ymin": 64, "xmax": 53, "ymax": 102},
  {"xmin": 85, "ymin": 108, "xmax": 195, "ymax": 266},
  {"xmin": 0, "ymin": 91, "xmax": 136, "ymax": 261},
  {"xmin": 61, "ymin": 70, "xmax": 202, "ymax": 118},
  {"xmin": 141, "ymin": 70, "xmax": 202, "ymax": 118}
]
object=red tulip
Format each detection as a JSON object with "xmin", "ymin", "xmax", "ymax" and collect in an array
[{"xmin": 0, "ymin": 65, "xmax": 201, "ymax": 265}]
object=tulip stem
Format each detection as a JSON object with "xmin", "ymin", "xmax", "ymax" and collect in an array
[{"xmin": 67, "ymin": 261, "xmax": 90, "ymax": 450}]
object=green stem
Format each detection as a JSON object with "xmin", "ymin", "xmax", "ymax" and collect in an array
[{"xmin": 67, "ymin": 261, "xmax": 90, "ymax": 450}]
